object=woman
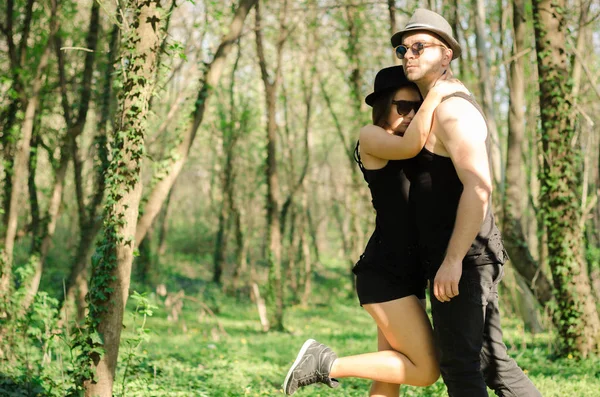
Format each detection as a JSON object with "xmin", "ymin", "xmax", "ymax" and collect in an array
[{"xmin": 283, "ymin": 66, "xmax": 465, "ymax": 396}]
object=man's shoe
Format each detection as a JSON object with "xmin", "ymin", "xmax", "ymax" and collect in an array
[{"xmin": 282, "ymin": 339, "xmax": 339, "ymax": 395}]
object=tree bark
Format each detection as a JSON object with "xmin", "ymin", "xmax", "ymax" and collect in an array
[
  {"xmin": 472, "ymin": 0, "xmax": 503, "ymax": 190},
  {"xmin": 387, "ymin": 0, "xmax": 401, "ymax": 65},
  {"xmin": 213, "ymin": 43, "xmax": 244, "ymax": 285},
  {"xmin": 570, "ymin": 0, "xmax": 591, "ymax": 101},
  {"xmin": 1, "ymin": 0, "xmax": 35, "ymax": 226},
  {"xmin": 279, "ymin": 8, "xmax": 316, "ymax": 243},
  {"xmin": 20, "ymin": 0, "xmax": 101, "ymax": 313},
  {"xmin": 134, "ymin": 0, "xmax": 258, "ymax": 247},
  {"xmin": 229, "ymin": 206, "xmax": 247, "ymax": 293},
  {"xmin": 443, "ymin": 0, "xmax": 462, "ymax": 77},
  {"xmin": 27, "ymin": 124, "xmax": 41, "ymax": 253},
  {"xmin": 157, "ymin": 188, "xmax": 173, "ymax": 256},
  {"xmin": 81, "ymin": 2, "xmax": 163, "ymax": 395},
  {"xmin": 255, "ymin": 0, "xmax": 288, "ymax": 331},
  {"xmin": 532, "ymin": 0, "xmax": 600, "ymax": 357},
  {"xmin": 61, "ymin": 21, "xmax": 119, "ymax": 325},
  {"xmin": 0, "ymin": 0, "xmax": 58, "ymax": 307},
  {"xmin": 300, "ymin": 192, "xmax": 313, "ymax": 306},
  {"xmin": 502, "ymin": 0, "xmax": 553, "ymax": 305}
]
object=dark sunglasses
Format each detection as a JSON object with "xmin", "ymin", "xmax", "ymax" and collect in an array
[
  {"xmin": 395, "ymin": 42, "xmax": 447, "ymax": 59},
  {"xmin": 392, "ymin": 100, "xmax": 421, "ymax": 116}
]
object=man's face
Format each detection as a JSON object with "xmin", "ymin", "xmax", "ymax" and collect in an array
[{"xmin": 400, "ymin": 32, "xmax": 450, "ymax": 83}]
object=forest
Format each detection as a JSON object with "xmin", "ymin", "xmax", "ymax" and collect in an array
[{"xmin": 0, "ymin": 0, "xmax": 599, "ymax": 396}]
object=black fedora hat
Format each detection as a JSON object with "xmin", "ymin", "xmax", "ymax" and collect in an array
[
  {"xmin": 365, "ymin": 66, "xmax": 412, "ymax": 107},
  {"xmin": 390, "ymin": 8, "xmax": 462, "ymax": 60}
]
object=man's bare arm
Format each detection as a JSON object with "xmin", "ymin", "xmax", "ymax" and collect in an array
[{"xmin": 432, "ymin": 97, "xmax": 492, "ymax": 302}]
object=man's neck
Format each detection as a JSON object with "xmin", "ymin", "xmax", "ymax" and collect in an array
[
  {"xmin": 416, "ymin": 80, "xmax": 436, "ymax": 98},
  {"xmin": 416, "ymin": 67, "xmax": 450, "ymax": 97}
]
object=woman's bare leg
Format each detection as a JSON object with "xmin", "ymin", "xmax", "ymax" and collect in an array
[
  {"xmin": 329, "ymin": 295, "xmax": 439, "ymax": 387},
  {"xmin": 369, "ymin": 327, "xmax": 401, "ymax": 397}
]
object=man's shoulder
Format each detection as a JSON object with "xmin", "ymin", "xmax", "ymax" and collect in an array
[
  {"xmin": 436, "ymin": 94, "xmax": 481, "ymax": 116},
  {"xmin": 434, "ymin": 95, "xmax": 486, "ymax": 135}
]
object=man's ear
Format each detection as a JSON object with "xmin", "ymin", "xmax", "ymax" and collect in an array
[{"xmin": 442, "ymin": 48, "xmax": 452, "ymax": 67}]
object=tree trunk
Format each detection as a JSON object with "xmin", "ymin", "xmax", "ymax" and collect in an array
[
  {"xmin": 305, "ymin": 206, "xmax": 321, "ymax": 265},
  {"xmin": 502, "ymin": 0, "xmax": 553, "ymax": 305},
  {"xmin": 387, "ymin": 0, "xmax": 401, "ymax": 66},
  {"xmin": 1, "ymin": 0, "xmax": 35, "ymax": 228},
  {"xmin": 137, "ymin": 225, "xmax": 155, "ymax": 283},
  {"xmin": 229, "ymin": 207, "xmax": 247, "ymax": 293},
  {"xmin": 20, "ymin": 1, "xmax": 101, "ymax": 313},
  {"xmin": 255, "ymin": 0, "xmax": 288, "ymax": 331},
  {"xmin": 212, "ymin": 191, "xmax": 228, "ymax": 284},
  {"xmin": 28, "ymin": 123, "xmax": 41, "ymax": 253},
  {"xmin": 443, "ymin": 0, "xmax": 462, "ymax": 77},
  {"xmin": 300, "ymin": 192, "xmax": 313, "ymax": 306},
  {"xmin": 157, "ymin": 188, "xmax": 173, "ymax": 256},
  {"xmin": 472, "ymin": 0, "xmax": 503, "ymax": 190},
  {"xmin": 532, "ymin": 0, "xmax": 600, "ymax": 357},
  {"xmin": 134, "ymin": 0, "xmax": 258, "ymax": 247},
  {"xmin": 0, "ymin": 0, "xmax": 58, "ymax": 308},
  {"xmin": 61, "ymin": 21, "xmax": 118, "ymax": 325},
  {"xmin": 81, "ymin": 2, "xmax": 163, "ymax": 395},
  {"xmin": 318, "ymin": 74, "xmax": 363, "ymax": 287},
  {"xmin": 570, "ymin": 0, "xmax": 591, "ymax": 101},
  {"xmin": 251, "ymin": 282, "xmax": 270, "ymax": 332},
  {"xmin": 213, "ymin": 43, "xmax": 244, "ymax": 285}
]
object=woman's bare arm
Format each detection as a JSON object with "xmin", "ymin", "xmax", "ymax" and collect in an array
[{"xmin": 359, "ymin": 89, "xmax": 446, "ymax": 160}]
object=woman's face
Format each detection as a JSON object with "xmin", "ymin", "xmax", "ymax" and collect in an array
[{"xmin": 386, "ymin": 86, "xmax": 422, "ymax": 135}]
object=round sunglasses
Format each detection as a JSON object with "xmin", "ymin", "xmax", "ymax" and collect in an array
[
  {"xmin": 391, "ymin": 100, "xmax": 422, "ymax": 116},
  {"xmin": 395, "ymin": 42, "xmax": 447, "ymax": 59}
]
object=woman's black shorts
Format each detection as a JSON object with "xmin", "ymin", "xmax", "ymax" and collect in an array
[{"xmin": 353, "ymin": 255, "xmax": 426, "ymax": 306}]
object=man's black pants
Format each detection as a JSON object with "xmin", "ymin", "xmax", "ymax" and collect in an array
[{"xmin": 429, "ymin": 263, "xmax": 542, "ymax": 397}]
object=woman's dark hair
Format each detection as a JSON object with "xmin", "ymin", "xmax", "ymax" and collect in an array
[
  {"xmin": 371, "ymin": 83, "xmax": 421, "ymax": 128},
  {"xmin": 371, "ymin": 90, "xmax": 397, "ymax": 128}
]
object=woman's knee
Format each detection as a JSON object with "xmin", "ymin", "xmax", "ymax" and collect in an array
[
  {"xmin": 414, "ymin": 361, "xmax": 440, "ymax": 386},
  {"xmin": 370, "ymin": 380, "xmax": 400, "ymax": 396}
]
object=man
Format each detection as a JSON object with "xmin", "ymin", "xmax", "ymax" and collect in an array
[{"xmin": 390, "ymin": 8, "xmax": 541, "ymax": 397}]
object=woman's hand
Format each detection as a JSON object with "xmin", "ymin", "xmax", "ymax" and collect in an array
[{"xmin": 430, "ymin": 77, "xmax": 469, "ymax": 99}]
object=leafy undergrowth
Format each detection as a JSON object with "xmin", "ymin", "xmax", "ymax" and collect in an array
[
  {"xmin": 2, "ymin": 256, "xmax": 600, "ymax": 396},
  {"xmin": 113, "ymin": 299, "xmax": 600, "ymax": 396},
  {"xmin": 110, "ymin": 258, "xmax": 600, "ymax": 396}
]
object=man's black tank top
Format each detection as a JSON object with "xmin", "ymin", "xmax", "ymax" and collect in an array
[
  {"xmin": 353, "ymin": 143, "xmax": 419, "ymax": 278},
  {"xmin": 403, "ymin": 92, "xmax": 508, "ymax": 277}
]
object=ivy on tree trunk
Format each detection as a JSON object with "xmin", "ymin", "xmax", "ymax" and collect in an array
[{"xmin": 532, "ymin": 0, "xmax": 600, "ymax": 357}]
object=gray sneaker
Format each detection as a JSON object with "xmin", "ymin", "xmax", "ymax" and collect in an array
[{"xmin": 282, "ymin": 339, "xmax": 340, "ymax": 395}]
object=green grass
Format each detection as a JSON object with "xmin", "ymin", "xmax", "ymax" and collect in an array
[
  {"xmin": 3, "ymin": 253, "xmax": 600, "ymax": 396},
  {"xmin": 114, "ymin": 293, "xmax": 600, "ymax": 396},
  {"xmin": 110, "ymin": 257, "xmax": 600, "ymax": 397}
]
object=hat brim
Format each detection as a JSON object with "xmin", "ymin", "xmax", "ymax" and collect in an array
[
  {"xmin": 365, "ymin": 90, "xmax": 384, "ymax": 107},
  {"xmin": 365, "ymin": 87, "xmax": 397, "ymax": 107},
  {"xmin": 391, "ymin": 25, "xmax": 462, "ymax": 60}
]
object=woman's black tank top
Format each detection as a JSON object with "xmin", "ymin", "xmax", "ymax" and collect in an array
[
  {"xmin": 403, "ymin": 92, "xmax": 508, "ymax": 277},
  {"xmin": 353, "ymin": 142, "xmax": 418, "ymax": 276}
]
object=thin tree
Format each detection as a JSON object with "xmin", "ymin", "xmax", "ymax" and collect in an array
[
  {"xmin": 503, "ymin": 0, "xmax": 553, "ymax": 305},
  {"xmin": 255, "ymin": 0, "xmax": 289, "ymax": 331},
  {"xmin": 472, "ymin": 0, "xmax": 503, "ymax": 189},
  {"xmin": 21, "ymin": 0, "xmax": 101, "ymax": 313},
  {"xmin": 387, "ymin": 0, "xmax": 401, "ymax": 66},
  {"xmin": 1, "ymin": 0, "xmax": 35, "ymax": 224},
  {"xmin": 60, "ymin": 22, "xmax": 119, "ymax": 323},
  {"xmin": 213, "ymin": 43, "xmax": 244, "ymax": 285},
  {"xmin": 134, "ymin": 0, "xmax": 258, "ymax": 247},
  {"xmin": 75, "ymin": 2, "xmax": 164, "ymax": 395},
  {"xmin": 0, "ymin": 0, "xmax": 59, "ymax": 311}
]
